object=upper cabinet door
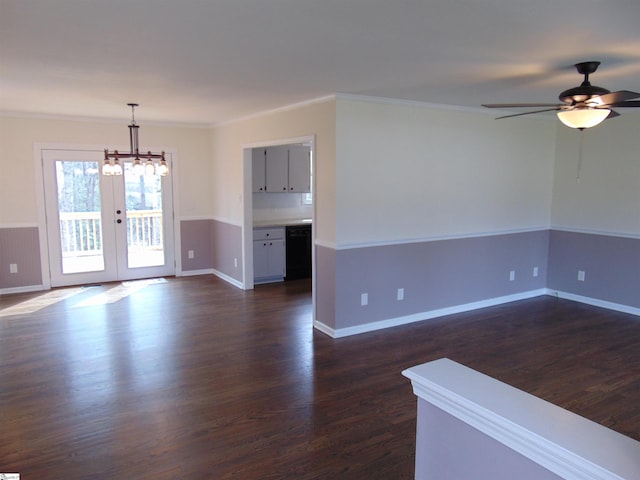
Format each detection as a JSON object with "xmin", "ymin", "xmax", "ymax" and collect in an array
[
  {"xmin": 288, "ymin": 145, "xmax": 311, "ymax": 193},
  {"xmin": 265, "ymin": 145, "xmax": 289, "ymax": 192},
  {"xmin": 252, "ymin": 149, "xmax": 266, "ymax": 192}
]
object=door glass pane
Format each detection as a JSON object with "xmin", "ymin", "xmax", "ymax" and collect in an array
[
  {"xmin": 56, "ymin": 160, "xmax": 105, "ymax": 274},
  {"xmin": 124, "ymin": 164, "xmax": 165, "ymax": 268}
]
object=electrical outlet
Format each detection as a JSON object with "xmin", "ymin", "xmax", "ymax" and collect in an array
[
  {"xmin": 10, "ymin": 263, "xmax": 18, "ymax": 274},
  {"xmin": 188, "ymin": 250, "xmax": 194, "ymax": 259},
  {"xmin": 533, "ymin": 267, "xmax": 539, "ymax": 277},
  {"xmin": 509, "ymin": 270, "xmax": 515, "ymax": 281},
  {"xmin": 397, "ymin": 288, "xmax": 404, "ymax": 301},
  {"xmin": 361, "ymin": 293, "xmax": 368, "ymax": 306},
  {"xmin": 578, "ymin": 270, "xmax": 586, "ymax": 282}
]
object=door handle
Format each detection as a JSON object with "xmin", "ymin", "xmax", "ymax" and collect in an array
[
  {"xmin": 117, "ymin": 219, "xmax": 122, "ymax": 224},
  {"xmin": 116, "ymin": 209, "xmax": 122, "ymax": 214}
]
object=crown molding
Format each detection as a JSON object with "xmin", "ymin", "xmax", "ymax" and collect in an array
[
  {"xmin": 0, "ymin": 110, "xmax": 210, "ymax": 129},
  {"xmin": 212, "ymin": 95, "xmax": 337, "ymax": 127}
]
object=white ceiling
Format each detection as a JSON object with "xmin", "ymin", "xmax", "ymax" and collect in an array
[{"xmin": 1, "ymin": 0, "xmax": 639, "ymax": 126}]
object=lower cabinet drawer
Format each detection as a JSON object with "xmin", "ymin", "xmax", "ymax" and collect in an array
[{"xmin": 253, "ymin": 227, "xmax": 284, "ymax": 241}]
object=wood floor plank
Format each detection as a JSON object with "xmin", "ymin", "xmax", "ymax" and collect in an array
[{"xmin": 1, "ymin": 276, "xmax": 639, "ymax": 479}]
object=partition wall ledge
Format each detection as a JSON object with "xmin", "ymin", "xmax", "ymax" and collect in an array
[{"xmin": 403, "ymin": 358, "xmax": 640, "ymax": 480}]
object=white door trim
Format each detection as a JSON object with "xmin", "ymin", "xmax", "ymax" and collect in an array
[{"xmin": 34, "ymin": 143, "xmax": 180, "ymax": 288}]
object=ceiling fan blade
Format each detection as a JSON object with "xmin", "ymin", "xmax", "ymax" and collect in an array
[
  {"xmin": 483, "ymin": 103, "xmax": 560, "ymax": 108},
  {"xmin": 495, "ymin": 107, "xmax": 560, "ymax": 120},
  {"xmin": 606, "ymin": 110, "xmax": 620, "ymax": 119},
  {"xmin": 594, "ymin": 90, "xmax": 640, "ymax": 105},
  {"xmin": 606, "ymin": 100, "xmax": 640, "ymax": 108}
]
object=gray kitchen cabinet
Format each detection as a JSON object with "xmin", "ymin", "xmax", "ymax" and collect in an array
[
  {"xmin": 252, "ymin": 148, "xmax": 267, "ymax": 192},
  {"xmin": 265, "ymin": 145, "xmax": 289, "ymax": 192},
  {"xmin": 287, "ymin": 145, "xmax": 311, "ymax": 193},
  {"xmin": 252, "ymin": 145, "xmax": 311, "ymax": 193},
  {"xmin": 253, "ymin": 227, "xmax": 285, "ymax": 283}
]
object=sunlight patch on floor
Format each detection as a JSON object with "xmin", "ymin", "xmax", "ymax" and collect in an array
[
  {"xmin": 0, "ymin": 278, "xmax": 167, "ymax": 316},
  {"xmin": 73, "ymin": 278, "xmax": 167, "ymax": 307},
  {"xmin": 0, "ymin": 287, "xmax": 86, "ymax": 317}
]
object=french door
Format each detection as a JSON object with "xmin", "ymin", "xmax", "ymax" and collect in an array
[{"xmin": 42, "ymin": 149, "xmax": 175, "ymax": 287}]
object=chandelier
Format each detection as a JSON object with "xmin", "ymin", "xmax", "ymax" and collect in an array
[{"xmin": 102, "ymin": 103, "xmax": 169, "ymax": 176}]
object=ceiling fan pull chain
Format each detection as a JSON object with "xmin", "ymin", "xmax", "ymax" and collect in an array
[{"xmin": 576, "ymin": 129, "xmax": 585, "ymax": 184}]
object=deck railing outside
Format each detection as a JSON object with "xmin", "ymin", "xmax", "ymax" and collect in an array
[{"xmin": 59, "ymin": 210, "xmax": 163, "ymax": 255}]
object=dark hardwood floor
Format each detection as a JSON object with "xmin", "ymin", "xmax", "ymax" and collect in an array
[{"xmin": 1, "ymin": 276, "xmax": 639, "ymax": 479}]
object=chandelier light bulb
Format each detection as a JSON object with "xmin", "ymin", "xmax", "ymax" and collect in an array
[
  {"xmin": 157, "ymin": 159, "xmax": 169, "ymax": 176},
  {"xmin": 145, "ymin": 158, "xmax": 155, "ymax": 176},
  {"xmin": 133, "ymin": 158, "xmax": 144, "ymax": 176},
  {"xmin": 102, "ymin": 159, "xmax": 113, "ymax": 175},
  {"xmin": 112, "ymin": 158, "xmax": 123, "ymax": 175}
]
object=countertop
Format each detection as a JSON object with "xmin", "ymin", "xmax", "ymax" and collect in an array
[{"xmin": 253, "ymin": 218, "xmax": 312, "ymax": 228}]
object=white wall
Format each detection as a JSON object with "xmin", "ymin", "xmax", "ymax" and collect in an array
[
  {"xmin": 335, "ymin": 98, "xmax": 557, "ymax": 246},
  {"xmin": 551, "ymin": 113, "xmax": 640, "ymax": 236},
  {"xmin": 210, "ymin": 98, "xmax": 336, "ymax": 242},
  {"xmin": 0, "ymin": 116, "xmax": 213, "ymax": 224}
]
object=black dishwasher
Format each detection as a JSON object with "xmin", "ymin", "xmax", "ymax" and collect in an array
[{"xmin": 285, "ymin": 224, "xmax": 312, "ymax": 280}]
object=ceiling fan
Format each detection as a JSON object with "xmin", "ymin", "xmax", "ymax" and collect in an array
[{"xmin": 483, "ymin": 61, "xmax": 640, "ymax": 129}]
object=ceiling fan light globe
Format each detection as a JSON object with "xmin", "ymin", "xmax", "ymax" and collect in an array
[{"xmin": 557, "ymin": 108, "xmax": 610, "ymax": 129}]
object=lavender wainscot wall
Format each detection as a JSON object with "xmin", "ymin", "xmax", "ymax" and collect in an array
[
  {"xmin": 332, "ymin": 230, "xmax": 550, "ymax": 330},
  {"xmin": 315, "ymin": 244, "xmax": 337, "ymax": 330},
  {"xmin": 0, "ymin": 227, "xmax": 43, "ymax": 289},
  {"xmin": 547, "ymin": 230, "xmax": 640, "ymax": 308},
  {"xmin": 180, "ymin": 220, "xmax": 214, "ymax": 272},
  {"xmin": 415, "ymin": 400, "xmax": 563, "ymax": 480},
  {"xmin": 179, "ymin": 219, "xmax": 243, "ymax": 282},
  {"xmin": 211, "ymin": 219, "xmax": 242, "ymax": 282}
]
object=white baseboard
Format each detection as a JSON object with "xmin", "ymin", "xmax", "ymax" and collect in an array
[
  {"xmin": 212, "ymin": 269, "xmax": 245, "ymax": 290},
  {"xmin": 0, "ymin": 284, "xmax": 47, "ymax": 295},
  {"xmin": 177, "ymin": 268, "xmax": 215, "ymax": 277},
  {"xmin": 316, "ymin": 289, "xmax": 639, "ymax": 338},
  {"xmin": 177, "ymin": 268, "xmax": 245, "ymax": 290},
  {"xmin": 547, "ymin": 289, "xmax": 640, "ymax": 317},
  {"xmin": 313, "ymin": 320, "xmax": 337, "ymax": 338}
]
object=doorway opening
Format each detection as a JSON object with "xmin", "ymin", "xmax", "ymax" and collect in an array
[{"xmin": 241, "ymin": 135, "xmax": 316, "ymax": 320}]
